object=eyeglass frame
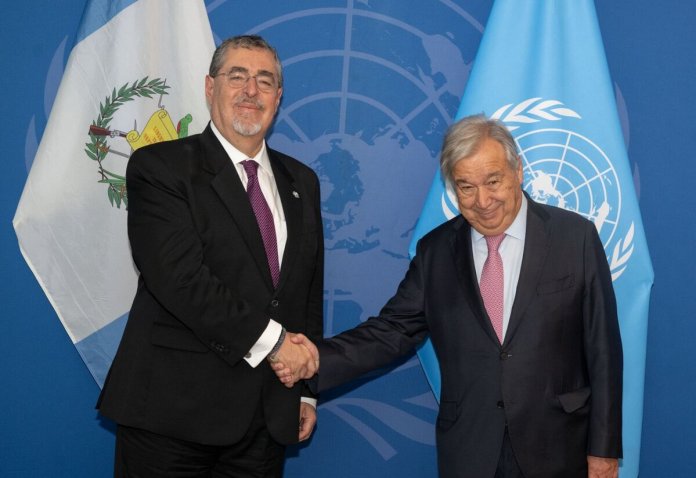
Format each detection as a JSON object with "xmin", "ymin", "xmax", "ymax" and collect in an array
[{"xmin": 214, "ymin": 67, "xmax": 279, "ymax": 93}]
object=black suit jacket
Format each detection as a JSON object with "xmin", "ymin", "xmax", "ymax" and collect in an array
[
  {"xmin": 317, "ymin": 195, "xmax": 622, "ymax": 478},
  {"xmin": 97, "ymin": 125, "xmax": 324, "ymax": 446}
]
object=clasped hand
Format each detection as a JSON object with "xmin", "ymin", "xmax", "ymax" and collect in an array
[{"xmin": 269, "ymin": 333, "xmax": 319, "ymax": 388}]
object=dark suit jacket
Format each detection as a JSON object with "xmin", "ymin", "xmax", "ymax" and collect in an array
[
  {"xmin": 317, "ymin": 195, "xmax": 622, "ymax": 478},
  {"xmin": 97, "ymin": 125, "xmax": 324, "ymax": 446}
]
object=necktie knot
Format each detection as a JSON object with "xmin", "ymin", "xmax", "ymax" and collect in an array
[
  {"xmin": 485, "ymin": 233, "xmax": 505, "ymax": 254},
  {"xmin": 242, "ymin": 159, "xmax": 259, "ymax": 178}
]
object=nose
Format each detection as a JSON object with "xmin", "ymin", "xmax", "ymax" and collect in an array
[
  {"xmin": 243, "ymin": 76, "xmax": 259, "ymax": 96},
  {"xmin": 474, "ymin": 187, "xmax": 492, "ymax": 208}
]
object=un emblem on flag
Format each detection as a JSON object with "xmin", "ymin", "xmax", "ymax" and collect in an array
[
  {"xmin": 504, "ymin": 98, "xmax": 635, "ymax": 281},
  {"xmin": 517, "ymin": 126, "xmax": 635, "ymax": 281},
  {"xmin": 517, "ymin": 128, "xmax": 621, "ymax": 244}
]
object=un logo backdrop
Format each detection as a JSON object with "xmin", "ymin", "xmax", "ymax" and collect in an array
[{"xmin": 208, "ymin": 1, "xmax": 490, "ymax": 476}]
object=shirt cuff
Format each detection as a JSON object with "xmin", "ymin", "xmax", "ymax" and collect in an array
[
  {"xmin": 301, "ymin": 397, "xmax": 317, "ymax": 408},
  {"xmin": 244, "ymin": 319, "xmax": 282, "ymax": 367}
]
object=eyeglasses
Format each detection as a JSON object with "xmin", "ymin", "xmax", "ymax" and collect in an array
[{"xmin": 216, "ymin": 69, "xmax": 278, "ymax": 93}]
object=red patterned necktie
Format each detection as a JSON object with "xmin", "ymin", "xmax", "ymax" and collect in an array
[
  {"xmin": 480, "ymin": 234, "xmax": 505, "ymax": 343},
  {"xmin": 242, "ymin": 160, "xmax": 280, "ymax": 288}
]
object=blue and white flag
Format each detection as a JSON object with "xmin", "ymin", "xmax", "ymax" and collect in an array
[
  {"xmin": 410, "ymin": 1, "xmax": 653, "ymax": 476},
  {"xmin": 13, "ymin": 0, "xmax": 214, "ymax": 387}
]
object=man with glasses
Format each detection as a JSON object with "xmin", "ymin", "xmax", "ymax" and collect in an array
[{"xmin": 98, "ymin": 35, "xmax": 323, "ymax": 478}]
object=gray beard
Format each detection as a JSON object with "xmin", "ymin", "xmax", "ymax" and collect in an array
[{"xmin": 231, "ymin": 117, "xmax": 263, "ymax": 136}]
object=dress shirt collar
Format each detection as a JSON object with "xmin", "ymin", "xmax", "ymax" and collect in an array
[{"xmin": 209, "ymin": 121, "xmax": 272, "ymax": 175}]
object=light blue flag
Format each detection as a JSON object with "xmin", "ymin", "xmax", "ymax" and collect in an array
[
  {"xmin": 409, "ymin": 1, "xmax": 653, "ymax": 476},
  {"xmin": 13, "ymin": 0, "xmax": 214, "ymax": 386}
]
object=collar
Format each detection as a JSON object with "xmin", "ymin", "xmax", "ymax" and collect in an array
[{"xmin": 209, "ymin": 121, "xmax": 272, "ymax": 174}]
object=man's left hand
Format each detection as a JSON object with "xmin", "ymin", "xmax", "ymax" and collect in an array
[
  {"xmin": 298, "ymin": 402, "xmax": 317, "ymax": 442},
  {"xmin": 587, "ymin": 456, "xmax": 618, "ymax": 478}
]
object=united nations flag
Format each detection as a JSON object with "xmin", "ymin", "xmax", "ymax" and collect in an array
[{"xmin": 411, "ymin": 1, "xmax": 653, "ymax": 477}]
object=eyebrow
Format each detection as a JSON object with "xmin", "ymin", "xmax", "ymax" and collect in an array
[
  {"xmin": 225, "ymin": 66, "xmax": 276, "ymax": 78},
  {"xmin": 455, "ymin": 171, "xmax": 504, "ymax": 185}
]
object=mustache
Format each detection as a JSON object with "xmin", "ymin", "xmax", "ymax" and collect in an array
[{"xmin": 234, "ymin": 94, "xmax": 264, "ymax": 110}]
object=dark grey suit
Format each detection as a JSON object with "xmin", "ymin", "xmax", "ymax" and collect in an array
[
  {"xmin": 317, "ymin": 195, "xmax": 622, "ymax": 478},
  {"xmin": 98, "ymin": 125, "xmax": 324, "ymax": 446}
]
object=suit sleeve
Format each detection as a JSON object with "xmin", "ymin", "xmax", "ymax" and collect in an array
[
  {"xmin": 126, "ymin": 147, "xmax": 269, "ymax": 366},
  {"xmin": 316, "ymin": 240, "xmax": 430, "ymax": 392},
  {"xmin": 583, "ymin": 220, "xmax": 623, "ymax": 458}
]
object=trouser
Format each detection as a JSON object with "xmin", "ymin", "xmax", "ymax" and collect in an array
[{"xmin": 114, "ymin": 405, "xmax": 285, "ymax": 478}]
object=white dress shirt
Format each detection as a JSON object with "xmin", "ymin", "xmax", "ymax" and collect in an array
[{"xmin": 471, "ymin": 196, "xmax": 528, "ymax": 341}]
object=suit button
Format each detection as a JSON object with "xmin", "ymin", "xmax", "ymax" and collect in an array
[
  {"xmin": 500, "ymin": 352, "xmax": 511, "ymax": 360},
  {"xmin": 210, "ymin": 342, "xmax": 226, "ymax": 353},
  {"xmin": 497, "ymin": 401, "xmax": 505, "ymax": 409},
  {"xmin": 271, "ymin": 300, "xmax": 279, "ymax": 307}
]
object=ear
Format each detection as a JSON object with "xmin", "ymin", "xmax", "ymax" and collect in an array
[
  {"xmin": 274, "ymin": 87, "xmax": 283, "ymax": 110},
  {"xmin": 204, "ymin": 75, "xmax": 214, "ymax": 106}
]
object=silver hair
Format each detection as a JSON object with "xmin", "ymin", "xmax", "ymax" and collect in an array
[
  {"xmin": 209, "ymin": 35, "xmax": 283, "ymax": 88},
  {"xmin": 440, "ymin": 114, "xmax": 520, "ymax": 186}
]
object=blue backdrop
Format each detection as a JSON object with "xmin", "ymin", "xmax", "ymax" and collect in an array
[{"xmin": 1, "ymin": 1, "xmax": 694, "ymax": 477}]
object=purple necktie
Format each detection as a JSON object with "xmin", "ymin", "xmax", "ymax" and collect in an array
[
  {"xmin": 480, "ymin": 234, "xmax": 505, "ymax": 343},
  {"xmin": 242, "ymin": 160, "xmax": 279, "ymax": 288}
]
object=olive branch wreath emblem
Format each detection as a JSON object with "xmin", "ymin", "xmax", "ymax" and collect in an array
[
  {"xmin": 492, "ymin": 97, "xmax": 634, "ymax": 281},
  {"xmin": 84, "ymin": 77, "xmax": 170, "ymax": 208}
]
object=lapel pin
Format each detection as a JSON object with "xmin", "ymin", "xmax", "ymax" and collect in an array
[{"xmin": 292, "ymin": 191, "xmax": 300, "ymax": 198}]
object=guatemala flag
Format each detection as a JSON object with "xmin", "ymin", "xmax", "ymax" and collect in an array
[
  {"xmin": 410, "ymin": 1, "xmax": 653, "ymax": 476},
  {"xmin": 13, "ymin": 0, "xmax": 214, "ymax": 387}
]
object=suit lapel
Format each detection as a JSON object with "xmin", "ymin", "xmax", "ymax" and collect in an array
[
  {"xmin": 201, "ymin": 126, "xmax": 275, "ymax": 290},
  {"xmin": 504, "ymin": 197, "xmax": 551, "ymax": 345},
  {"xmin": 451, "ymin": 218, "xmax": 501, "ymax": 345},
  {"xmin": 269, "ymin": 149, "xmax": 302, "ymax": 291}
]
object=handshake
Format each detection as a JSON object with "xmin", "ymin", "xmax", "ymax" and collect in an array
[{"xmin": 267, "ymin": 332, "xmax": 318, "ymax": 388}]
